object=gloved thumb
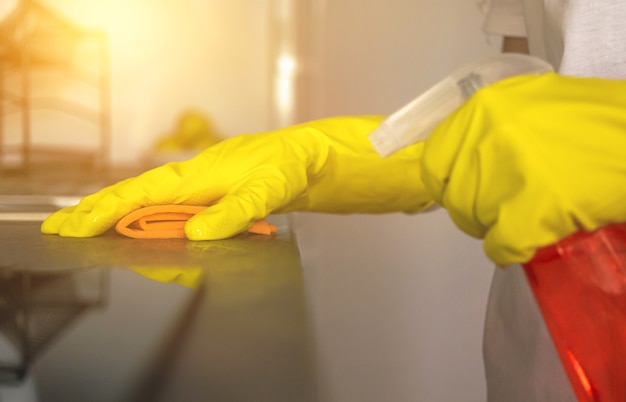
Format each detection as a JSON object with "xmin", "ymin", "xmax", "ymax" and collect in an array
[{"xmin": 184, "ymin": 175, "xmax": 290, "ymax": 240}]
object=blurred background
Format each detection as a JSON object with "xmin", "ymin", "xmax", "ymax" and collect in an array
[{"xmin": 0, "ymin": 0, "xmax": 501, "ymax": 400}]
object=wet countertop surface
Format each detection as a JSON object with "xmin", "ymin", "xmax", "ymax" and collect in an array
[{"xmin": 0, "ymin": 167, "xmax": 317, "ymax": 402}]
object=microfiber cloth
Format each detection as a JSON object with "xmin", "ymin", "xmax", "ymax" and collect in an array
[{"xmin": 115, "ymin": 205, "xmax": 277, "ymax": 239}]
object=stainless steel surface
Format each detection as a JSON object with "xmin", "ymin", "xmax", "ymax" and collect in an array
[
  {"xmin": 0, "ymin": 166, "xmax": 135, "ymax": 196},
  {"xmin": 0, "ymin": 168, "xmax": 317, "ymax": 402},
  {"xmin": 0, "ymin": 194, "xmax": 81, "ymax": 221},
  {"xmin": 0, "ymin": 166, "xmax": 137, "ymax": 220}
]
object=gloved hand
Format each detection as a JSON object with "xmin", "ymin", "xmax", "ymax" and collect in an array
[
  {"xmin": 420, "ymin": 72, "xmax": 626, "ymax": 266},
  {"xmin": 42, "ymin": 116, "xmax": 433, "ymax": 239}
]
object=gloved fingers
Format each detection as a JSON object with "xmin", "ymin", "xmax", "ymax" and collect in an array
[
  {"xmin": 420, "ymin": 91, "xmax": 482, "ymax": 205},
  {"xmin": 50, "ymin": 170, "xmax": 186, "ymax": 237},
  {"xmin": 40, "ymin": 205, "xmax": 77, "ymax": 234},
  {"xmin": 436, "ymin": 143, "xmax": 486, "ymax": 239},
  {"xmin": 185, "ymin": 172, "xmax": 297, "ymax": 240},
  {"xmin": 483, "ymin": 168, "xmax": 626, "ymax": 267},
  {"xmin": 40, "ymin": 179, "xmax": 132, "ymax": 235},
  {"xmin": 54, "ymin": 196, "xmax": 132, "ymax": 237},
  {"xmin": 482, "ymin": 191, "xmax": 579, "ymax": 266},
  {"xmin": 421, "ymin": 92, "xmax": 491, "ymax": 237}
]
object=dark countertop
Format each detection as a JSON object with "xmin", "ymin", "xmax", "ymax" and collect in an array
[{"xmin": 0, "ymin": 167, "xmax": 317, "ymax": 402}]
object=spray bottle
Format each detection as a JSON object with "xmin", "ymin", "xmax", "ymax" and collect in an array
[{"xmin": 369, "ymin": 53, "xmax": 626, "ymax": 402}]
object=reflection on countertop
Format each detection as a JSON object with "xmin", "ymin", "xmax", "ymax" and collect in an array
[
  {"xmin": 0, "ymin": 166, "xmax": 317, "ymax": 402},
  {"xmin": 0, "ymin": 265, "xmax": 108, "ymax": 382}
]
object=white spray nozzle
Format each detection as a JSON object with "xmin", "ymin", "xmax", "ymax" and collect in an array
[{"xmin": 369, "ymin": 54, "xmax": 554, "ymax": 157}]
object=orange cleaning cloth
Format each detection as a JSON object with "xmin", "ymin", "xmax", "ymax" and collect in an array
[{"xmin": 115, "ymin": 205, "xmax": 276, "ymax": 239}]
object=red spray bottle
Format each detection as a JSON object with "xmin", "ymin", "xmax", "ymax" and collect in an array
[{"xmin": 523, "ymin": 223, "xmax": 626, "ymax": 401}]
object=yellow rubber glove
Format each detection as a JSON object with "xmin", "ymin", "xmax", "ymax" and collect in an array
[
  {"xmin": 420, "ymin": 72, "xmax": 626, "ymax": 266},
  {"xmin": 42, "ymin": 116, "xmax": 433, "ymax": 239}
]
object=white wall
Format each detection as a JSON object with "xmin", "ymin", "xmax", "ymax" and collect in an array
[{"xmin": 290, "ymin": 1, "xmax": 502, "ymax": 401}]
